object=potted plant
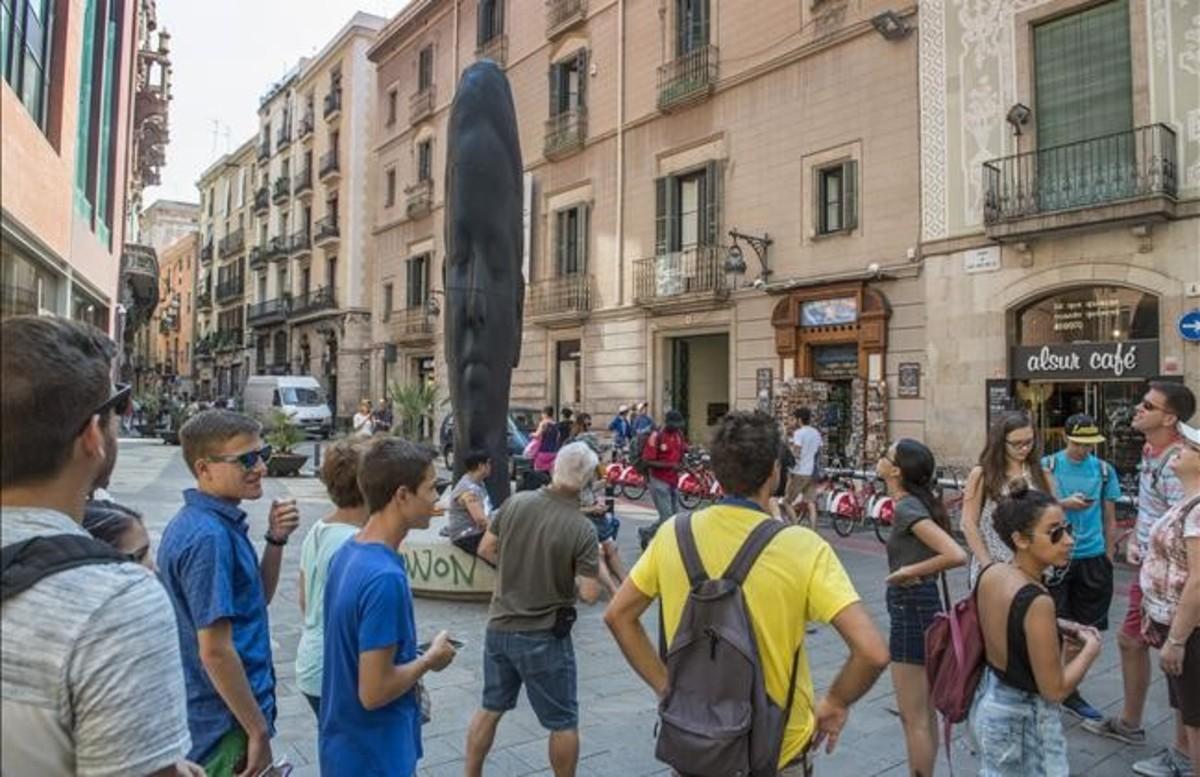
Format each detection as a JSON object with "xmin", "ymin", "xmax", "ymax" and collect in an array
[
  {"xmin": 159, "ymin": 400, "xmax": 196, "ymax": 446},
  {"xmin": 264, "ymin": 408, "xmax": 309, "ymax": 476},
  {"xmin": 389, "ymin": 380, "xmax": 442, "ymax": 443},
  {"xmin": 134, "ymin": 392, "xmax": 162, "ymax": 438}
]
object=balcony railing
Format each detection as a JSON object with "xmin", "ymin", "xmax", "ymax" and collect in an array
[
  {"xmin": 213, "ymin": 329, "xmax": 244, "ymax": 352},
  {"xmin": 275, "ymin": 122, "xmax": 292, "ymax": 151},
  {"xmin": 249, "ymin": 246, "xmax": 267, "ymax": 270},
  {"xmin": 218, "ymin": 228, "xmax": 244, "ymax": 258},
  {"xmin": 272, "ymin": 176, "xmax": 290, "ymax": 203},
  {"xmin": 291, "ymin": 286, "xmax": 336, "ymax": 317},
  {"xmin": 546, "ymin": 0, "xmax": 586, "ymax": 37},
  {"xmin": 391, "ymin": 306, "xmax": 435, "ymax": 342},
  {"xmin": 313, "ymin": 214, "xmax": 339, "ymax": 244},
  {"xmin": 247, "ymin": 296, "xmax": 291, "ymax": 327},
  {"xmin": 633, "ymin": 245, "xmax": 729, "ymax": 308},
  {"xmin": 410, "ymin": 86, "xmax": 435, "ymax": 124},
  {"xmin": 528, "ymin": 274, "xmax": 594, "ymax": 319},
  {"xmin": 476, "ymin": 34, "xmax": 508, "ymax": 66},
  {"xmin": 257, "ymin": 140, "xmax": 270, "ymax": 161},
  {"xmin": 265, "ymin": 235, "xmax": 289, "ymax": 261},
  {"xmin": 406, "ymin": 179, "xmax": 433, "ymax": 219},
  {"xmin": 253, "ymin": 186, "xmax": 270, "ymax": 212},
  {"xmin": 983, "ymin": 124, "xmax": 1178, "ymax": 231},
  {"xmin": 200, "ymin": 240, "xmax": 214, "ymax": 263},
  {"xmin": 323, "ymin": 88, "xmax": 342, "ymax": 119},
  {"xmin": 293, "ymin": 166, "xmax": 312, "ymax": 196},
  {"xmin": 658, "ymin": 44, "xmax": 718, "ymax": 112},
  {"xmin": 298, "ymin": 111, "xmax": 314, "ymax": 139},
  {"xmin": 290, "ymin": 228, "xmax": 312, "ymax": 255},
  {"xmin": 196, "ymin": 288, "xmax": 212, "ymax": 310},
  {"xmin": 544, "ymin": 107, "xmax": 587, "ymax": 159},
  {"xmin": 215, "ymin": 275, "xmax": 245, "ymax": 303},
  {"xmin": 318, "ymin": 150, "xmax": 340, "ymax": 180}
]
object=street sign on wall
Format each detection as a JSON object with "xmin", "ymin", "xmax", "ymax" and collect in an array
[
  {"xmin": 1178, "ymin": 309, "xmax": 1200, "ymax": 343},
  {"xmin": 1010, "ymin": 339, "xmax": 1159, "ymax": 381}
]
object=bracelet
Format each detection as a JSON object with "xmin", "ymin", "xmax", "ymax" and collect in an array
[
  {"xmin": 264, "ymin": 533, "xmax": 288, "ymax": 547},
  {"xmin": 1166, "ymin": 635, "xmax": 1187, "ymax": 648}
]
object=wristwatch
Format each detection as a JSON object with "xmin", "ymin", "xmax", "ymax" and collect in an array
[
  {"xmin": 1166, "ymin": 635, "xmax": 1187, "ymax": 648},
  {"xmin": 264, "ymin": 532, "xmax": 288, "ymax": 547}
]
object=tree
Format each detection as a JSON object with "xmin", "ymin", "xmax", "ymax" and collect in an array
[{"xmin": 389, "ymin": 380, "xmax": 441, "ymax": 443}]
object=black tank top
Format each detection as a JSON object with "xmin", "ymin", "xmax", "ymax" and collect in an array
[{"xmin": 990, "ymin": 583, "xmax": 1048, "ymax": 694}]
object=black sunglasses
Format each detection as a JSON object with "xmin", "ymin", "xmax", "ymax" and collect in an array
[
  {"xmin": 206, "ymin": 445, "xmax": 273, "ymax": 471},
  {"xmin": 1047, "ymin": 522, "xmax": 1074, "ymax": 544},
  {"xmin": 78, "ymin": 383, "xmax": 133, "ymax": 434}
]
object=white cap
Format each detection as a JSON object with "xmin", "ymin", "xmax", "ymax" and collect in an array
[
  {"xmin": 1179, "ymin": 422, "xmax": 1200, "ymax": 448},
  {"xmin": 618, "ymin": 404, "xmax": 630, "ymax": 413}
]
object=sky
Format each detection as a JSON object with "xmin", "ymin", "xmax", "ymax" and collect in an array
[{"xmin": 144, "ymin": 0, "xmax": 408, "ymax": 206}]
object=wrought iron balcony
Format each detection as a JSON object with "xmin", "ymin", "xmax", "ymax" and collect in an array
[
  {"xmin": 265, "ymin": 235, "xmax": 289, "ymax": 261},
  {"xmin": 982, "ymin": 124, "xmax": 1178, "ymax": 239},
  {"xmin": 200, "ymin": 239, "xmax": 214, "ymax": 263},
  {"xmin": 249, "ymin": 245, "xmax": 268, "ymax": 270},
  {"xmin": 544, "ymin": 107, "xmax": 587, "ymax": 159},
  {"xmin": 196, "ymin": 288, "xmax": 212, "ymax": 311},
  {"xmin": 275, "ymin": 122, "xmax": 292, "ymax": 151},
  {"xmin": 406, "ymin": 179, "xmax": 433, "ymax": 219},
  {"xmin": 213, "ymin": 329, "xmax": 244, "ymax": 352},
  {"xmin": 323, "ymin": 88, "xmax": 342, "ymax": 120},
  {"xmin": 298, "ymin": 111, "xmax": 314, "ymax": 140},
  {"xmin": 476, "ymin": 34, "xmax": 508, "ymax": 66},
  {"xmin": 253, "ymin": 186, "xmax": 270, "ymax": 213},
  {"xmin": 390, "ymin": 306, "xmax": 435, "ymax": 344},
  {"xmin": 290, "ymin": 227, "xmax": 312, "ymax": 256},
  {"xmin": 247, "ymin": 296, "xmax": 290, "ymax": 327},
  {"xmin": 634, "ymin": 245, "xmax": 729, "ymax": 310},
  {"xmin": 546, "ymin": 0, "xmax": 586, "ymax": 37},
  {"xmin": 193, "ymin": 336, "xmax": 213, "ymax": 358},
  {"xmin": 257, "ymin": 140, "xmax": 270, "ymax": 161},
  {"xmin": 218, "ymin": 228, "xmax": 244, "ymax": 258},
  {"xmin": 290, "ymin": 286, "xmax": 336, "ymax": 317},
  {"xmin": 527, "ymin": 274, "xmax": 594, "ymax": 321},
  {"xmin": 293, "ymin": 165, "xmax": 313, "ymax": 197},
  {"xmin": 318, "ymin": 150, "xmax": 340, "ymax": 181},
  {"xmin": 410, "ymin": 85, "xmax": 435, "ymax": 124},
  {"xmin": 658, "ymin": 45, "xmax": 718, "ymax": 112},
  {"xmin": 272, "ymin": 176, "xmax": 290, "ymax": 203},
  {"xmin": 215, "ymin": 274, "xmax": 245, "ymax": 304},
  {"xmin": 313, "ymin": 214, "xmax": 339, "ymax": 246}
]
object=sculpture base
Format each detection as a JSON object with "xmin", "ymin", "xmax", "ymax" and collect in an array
[{"xmin": 400, "ymin": 515, "xmax": 496, "ymax": 602}]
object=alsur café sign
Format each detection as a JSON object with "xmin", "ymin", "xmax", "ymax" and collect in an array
[{"xmin": 1011, "ymin": 339, "xmax": 1160, "ymax": 381}]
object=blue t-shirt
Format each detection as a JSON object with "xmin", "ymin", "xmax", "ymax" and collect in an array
[
  {"xmin": 1043, "ymin": 451, "xmax": 1122, "ymax": 559},
  {"xmin": 320, "ymin": 539, "xmax": 422, "ymax": 777},
  {"xmin": 157, "ymin": 489, "xmax": 276, "ymax": 762}
]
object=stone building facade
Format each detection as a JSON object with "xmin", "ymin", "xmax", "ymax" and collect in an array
[
  {"xmin": 369, "ymin": 0, "xmax": 925, "ymax": 452},
  {"xmin": 917, "ymin": 0, "xmax": 1200, "ymax": 472},
  {"xmin": 130, "ymin": 199, "xmax": 198, "ymax": 394}
]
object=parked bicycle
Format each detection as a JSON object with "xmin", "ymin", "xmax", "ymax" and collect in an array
[
  {"xmin": 678, "ymin": 449, "xmax": 724, "ymax": 509},
  {"xmin": 825, "ymin": 469, "xmax": 894, "ymax": 543},
  {"xmin": 604, "ymin": 445, "xmax": 647, "ymax": 500}
]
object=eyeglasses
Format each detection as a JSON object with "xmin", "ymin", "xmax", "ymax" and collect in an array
[
  {"xmin": 206, "ymin": 445, "xmax": 273, "ymax": 471},
  {"xmin": 77, "ymin": 383, "xmax": 133, "ymax": 434},
  {"xmin": 1047, "ymin": 522, "xmax": 1074, "ymax": 544},
  {"xmin": 1140, "ymin": 399, "xmax": 1168, "ymax": 413},
  {"xmin": 1005, "ymin": 438, "xmax": 1035, "ymax": 450}
]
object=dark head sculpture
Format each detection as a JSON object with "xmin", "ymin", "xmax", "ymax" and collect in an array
[{"xmin": 443, "ymin": 61, "xmax": 524, "ymax": 505}]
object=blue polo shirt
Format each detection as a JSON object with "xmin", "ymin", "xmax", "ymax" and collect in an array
[
  {"xmin": 320, "ymin": 539, "xmax": 421, "ymax": 777},
  {"xmin": 157, "ymin": 489, "xmax": 276, "ymax": 762},
  {"xmin": 1042, "ymin": 451, "xmax": 1122, "ymax": 559}
]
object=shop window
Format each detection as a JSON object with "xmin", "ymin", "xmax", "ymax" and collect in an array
[
  {"xmin": 554, "ymin": 204, "xmax": 589, "ymax": 276},
  {"xmin": 3, "ymin": 0, "xmax": 54, "ymax": 133},
  {"xmin": 406, "ymin": 254, "xmax": 428, "ymax": 308},
  {"xmin": 477, "ymin": 0, "xmax": 504, "ymax": 46},
  {"xmin": 548, "ymin": 50, "xmax": 586, "ymax": 116},
  {"xmin": 815, "ymin": 160, "xmax": 858, "ymax": 235}
]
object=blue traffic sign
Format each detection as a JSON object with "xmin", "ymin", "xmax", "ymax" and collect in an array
[{"xmin": 1179, "ymin": 309, "xmax": 1200, "ymax": 343}]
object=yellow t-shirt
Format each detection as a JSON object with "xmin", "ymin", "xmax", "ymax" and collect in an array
[{"xmin": 629, "ymin": 504, "xmax": 860, "ymax": 768}]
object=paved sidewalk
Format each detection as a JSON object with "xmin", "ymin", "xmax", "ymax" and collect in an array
[{"xmin": 111, "ymin": 438, "xmax": 1180, "ymax": 776}]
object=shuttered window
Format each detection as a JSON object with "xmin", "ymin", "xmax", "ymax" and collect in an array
[
  {"xmin": 676, "ymin": 0, "xmax": 709, "ymax": 55},
  {"xmin": 406, "ymin": 255, "xmax": 429, "ymax": 308},
  {"xmin": 555, "ymin": 204, "xmax": 590, "ymax": 276},
  {"xmin": 654, "ymin": 161, "xmax": 721, "ymax": 255},
  {"xmin": 814, "ymin": 160, "xmax": 858, "ymax": 235},
  {"xmin": 418, "ymin": 45, "xmax": 432, "ymax": 90},
  {"xmin": 477, "ymin": 0, "xmax": 503, "ymax": 46},
  {"xmin": 548, "ymin": 49, "xmax": 587, "ymax": 116}
]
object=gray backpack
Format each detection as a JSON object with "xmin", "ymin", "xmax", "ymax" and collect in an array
[{"xmin": 655, "ymin": 514, "xmax": 800, "ymax": 777}]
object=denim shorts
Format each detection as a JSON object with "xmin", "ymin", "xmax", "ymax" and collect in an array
[
  {"xmin": 591, "ymin": 514, "xmax": 620, "ymax": 543},
  {"xmin": 482, "ymin": 628, "xmax": 578, "ymax": 731},
  {"xmin": 886, "ymin": 580, "xmax": 942, "ymax": 665},
  {"xmin": 969, "ymin": 669, "xmax": 1069, "ymax": 776}
]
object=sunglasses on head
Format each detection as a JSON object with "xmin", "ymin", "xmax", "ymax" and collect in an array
[
  {"xmin": 206, "ymin": 445, "xmax": 273, "ymax": 471},
  {"xmin": 1047, "ymin": 522, "xmax": 1074, "ymax": 544},
  {"xmin": 78, "ymin": 383, "xmax": 133, "ymax": 434}
]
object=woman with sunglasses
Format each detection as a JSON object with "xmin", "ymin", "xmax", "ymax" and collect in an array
[
  {"xmin": 973, "ymin": 481, "xmax": 1102, "ymax": 775},
  {"xmin": 876, "ymin": 439, "xmax": 967, "ymax": 776},
  {"xmin": 963, "ymin": 411, "xmax": 1054, "ymax": 585}
]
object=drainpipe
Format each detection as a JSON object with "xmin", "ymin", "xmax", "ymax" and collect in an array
[
  {"xmin": 615, "ymin": 0, "xmax": 626, "ymax": 306},
  {"xmin": 453, "ymin": 1, "xmax": 460, "ymax": 95}
]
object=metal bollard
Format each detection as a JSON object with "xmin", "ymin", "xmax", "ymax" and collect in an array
[{"xmin": 312, "ymin": 442, "xmax": 322, "ymax": 470}]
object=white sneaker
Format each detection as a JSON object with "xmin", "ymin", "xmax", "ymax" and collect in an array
[{"xmin": 1132, "ymin": 748, "xmax": 1195, "ymax": 777}]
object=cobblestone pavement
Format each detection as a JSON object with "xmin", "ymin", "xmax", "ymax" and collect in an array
[{"xmin": 111, "ymin": 438, "xmax": 1179, "ymax": 776}]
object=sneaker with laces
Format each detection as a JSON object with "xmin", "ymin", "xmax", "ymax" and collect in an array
[
  {"xmin": 1062, "ymin": 692, "xmax": 1103, "ymax": 721},
  {"xmin": 1132, "ymin": 748, "xmax": 1195, "ymax": 777},
  {"xmin": 1081, "ymin": 715, "xmax": 1147, "ymax": 745}
]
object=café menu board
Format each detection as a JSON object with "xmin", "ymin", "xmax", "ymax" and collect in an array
[{"xmin": 986, "ymin": 379, "xmax": 1015, "ymax": 430}]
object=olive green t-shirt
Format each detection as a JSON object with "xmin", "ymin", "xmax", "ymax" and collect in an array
[{"xmin": 487, "ymin": 488, "xmax": 600, "ymax": 631}]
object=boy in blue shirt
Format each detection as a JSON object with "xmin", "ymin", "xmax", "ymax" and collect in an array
[
  {"xmin": 158, "ymin": 410, "xmax": 301, "ymax": 776},
  {"xmin": 1043, "ymin": 413, "xmax": 1122, "ymax": 722},
  {"xmin": 320, "ymin": 437, "xmax": 457, "ymax": 776}
]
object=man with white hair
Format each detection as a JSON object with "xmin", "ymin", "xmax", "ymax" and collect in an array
[{"xmin": 465, "ymin": 442, "xmax": 602, "ymax": 777}]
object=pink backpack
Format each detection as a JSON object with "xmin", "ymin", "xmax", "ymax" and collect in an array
[{"xmin": 924, "ymin": 574, "xmax": 986, "ymax": 770}]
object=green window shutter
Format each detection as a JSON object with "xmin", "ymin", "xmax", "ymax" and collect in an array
[
  {"xmin": 554, "ymin": 210, "xmax": 566, "ymax": 275},
  {"xmin": 548, "ymin": 62, "xmax": 560, "ymax": 116},
  {"xmin": 702, "ymin": 160, "xmax": 721, "ymax": 247},
  {"xmin": 842, "ymin": 160, "xmax": 858, "ymax": 231},
  {"xmin": 578, "ymin": 203, "xmax": 590, "ymax": 273},
  {"xmin": 813, "ymin": 167, "xmax": 826, "ymax": 234},
  {"xmin": 575, "ymin": 49, "xmax": 587, "ymax": 110},
  {"xmin": 654, "ymin": 177, "xmax": 668, "ymax": 256},
  {"xmin": 476, "ymin": 0, "xmax": 488, "ymax": 46}
]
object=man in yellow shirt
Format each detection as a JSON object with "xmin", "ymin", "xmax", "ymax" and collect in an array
[{"xmin": 604, "ymin": 411, "xmax": 889, "ymax": 774}]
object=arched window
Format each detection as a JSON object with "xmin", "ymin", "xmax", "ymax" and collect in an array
[{"xmin": 1014, "ymin": 285, "xmax": 1158, "ymax": 346}]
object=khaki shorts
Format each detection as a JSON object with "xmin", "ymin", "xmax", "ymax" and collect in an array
[{"xmin": 785, "ymin": 474, "xmax": 816, "ymax": 506}]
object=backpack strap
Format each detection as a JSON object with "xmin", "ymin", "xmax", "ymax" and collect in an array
[
  {"xmin": 1, "ymin": 534, "xmax": 129, "ymax": 602},
  {"xmin": 722, "ymin": 519, "xmax": 788, "ymax": 585},
  {"xmin": 674, "ymin": 512, "xmax": 708, "ymax": 588}
]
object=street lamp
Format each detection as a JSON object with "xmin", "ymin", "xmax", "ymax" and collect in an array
[{"xmin": 724, "ymin": 229, "xmax": 773, "ymax": 285}]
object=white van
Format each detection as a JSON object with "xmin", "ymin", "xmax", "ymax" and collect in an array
[{"xmin": 243, "ymin": 375, "xmax": 333, "ymax": 438}]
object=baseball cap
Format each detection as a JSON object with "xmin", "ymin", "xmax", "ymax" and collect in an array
[
  {"xmin": 618, "ymin": 404, "xmax": 629, "ymax": 413},
  {"xmin": 1064, "ymin": 414, "xmax": 1105, "ymax": 445},
  {"xmin": 1179, "ymin": 421, "xmax": 1200, "ymax": 448}
]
